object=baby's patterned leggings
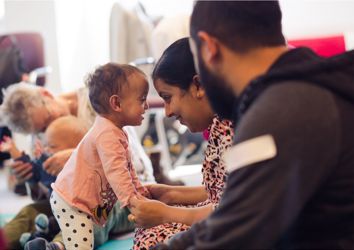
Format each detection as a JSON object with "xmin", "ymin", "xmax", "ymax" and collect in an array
[{"xmin": 50, "ymin": 191, "xmax": 94, "ymax": 250}]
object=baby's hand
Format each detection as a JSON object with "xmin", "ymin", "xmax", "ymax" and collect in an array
[
  {"xmin": 128, "ymin": 196, "xmax": 167, "ymax": 228},
  {"xmin": 43, "ymin": 149, "xmax": 73, "ymax": 176},
  {"xmin": 0, "ymin": 136, "xmax": 22, "ymax": 159},
  {"xmin": 142, "ymin": 187, "xmax": 152, "ymax": 199},
  {"xmin": 0, "ymin": 136, "xmax": 15, "ymax": 153}
]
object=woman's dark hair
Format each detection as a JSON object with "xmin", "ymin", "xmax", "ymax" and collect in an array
[{"xmin": 152, "ymin": 37, "xmax": 196, "ymax": 91}]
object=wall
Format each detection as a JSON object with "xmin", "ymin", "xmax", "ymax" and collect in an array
[
  {"xmin": 280, "ymin": 0, "xmax": 354, "ymax": 39},
  {"xmin": 140, "ymin": 0, "xmax": 193, "ymax": 17},
  {"xmin": 55, "ymin": 0, "xmax": 117, "ymax": 92}
]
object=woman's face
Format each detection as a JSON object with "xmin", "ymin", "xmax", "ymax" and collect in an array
[
  {"xmin": 31, "ymin": 101, "xmax": 57, "ymax": 133},
  {"xmin": 154, "ymin": 78, "xmax": 213, "ymax": 132},
  {"xmin": 31, "ymin": 96, "xmax": 67, "ymax": 133}
]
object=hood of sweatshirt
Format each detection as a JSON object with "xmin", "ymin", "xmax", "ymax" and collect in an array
[{"xmin": 235, "ymin": 47, "xmax": 354, "ymax": 122}]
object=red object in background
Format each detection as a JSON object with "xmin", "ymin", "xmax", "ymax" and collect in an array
[
  {"xmin": 288, "ymin": 35, "xmax": 346, "ymax": 57},
  {"xmin": 0, "ymin": 229, "xmax": 6, "ymax": 250}
]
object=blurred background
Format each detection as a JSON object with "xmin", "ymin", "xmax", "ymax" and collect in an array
[
  {"xmin": 0, "ymin": 1, "xmax": 354, "ymax": 249},
  {"xmin": 0, "ymin": 0, "xmax": 354, "ymax": 191},
  {"xmin": 0, "ymin": 0, "xmax": 354, "ymax": 187}
]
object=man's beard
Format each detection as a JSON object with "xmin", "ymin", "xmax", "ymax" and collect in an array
[{"xmin": 197, "ymin": 53, "xmax": 236, "ymax": 120}]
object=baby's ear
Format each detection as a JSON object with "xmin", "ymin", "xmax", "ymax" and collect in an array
[{"xmin": 109, "ymin": 95, "xmax": 122, "ymax": 112}]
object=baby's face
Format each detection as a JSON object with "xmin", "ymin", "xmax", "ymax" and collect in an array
[
  {"xmin": 119, "ymin": 72, "xmax": 149, "ymax": 126},
  {"xmin": 44, "ymin": 128, "xmax": 72, "ymax": 154}
]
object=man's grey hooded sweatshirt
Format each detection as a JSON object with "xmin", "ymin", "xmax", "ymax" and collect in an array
[{"xmin": 164, "ymin": 48, "xmax": 354, "ymax": 250}]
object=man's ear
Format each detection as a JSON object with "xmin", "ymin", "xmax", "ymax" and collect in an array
[
  {"xmin": 197, "ymin": 31, "xmax": 220, "ymax": 65},
  {"xmin": 109, "ymin": 95, "xmax": 122, "ymax": 112},
  {"xmin": 191, "ymin": 75, "xmax": 205, "ymax": 99},
  {"xmin": 38, "ymin": 88, "xmax": 54, "ymax": 99}
]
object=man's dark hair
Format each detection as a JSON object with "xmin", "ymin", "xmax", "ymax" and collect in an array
[
  {"xmin": 86, "ymin": 63, "xmax": 144, "ymax": 114},
  {"xmin": 190, "ymin": 1, "xmax": 286, "ymax": 53},
  {"xmin": 152, "ymin": 37, "xmax": 196, "ymax": 91}
]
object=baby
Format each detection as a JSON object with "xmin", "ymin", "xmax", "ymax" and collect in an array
[
  {"xmin": 0, "ymin": 115, "xmax": 87, "ymax": 247},
  {"xmin": 0, "ymin": 115, "xmax": 87, "ymax": 198},
  {"xmin": 50, "ymin": 63, "xmax": 150, "ymax": 249}
]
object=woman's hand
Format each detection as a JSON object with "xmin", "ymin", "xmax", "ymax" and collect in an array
[
  {"xmin": 129, "ymin": 196, "xmax": 168, "ymax": 228},
  {"xmin": 129, "ymin": 196, "xmax": 214, "ymax": 228},
  {"xmin": 147, "ymin": 184, "xmax": 207, "ymax": 205},
  {"xmin": 10, "ymin": 160, "xmax": 33, "ymax": 183},
  {"xmin": 43, "ymin": 149, "xmax": 73, "ymax": 176},
  {"xmin": 146, "ymin": 184, "xmax": 175, "ymax": 204}
]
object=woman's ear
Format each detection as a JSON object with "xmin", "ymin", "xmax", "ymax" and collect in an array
[
  {"xmin": 193, "ymin": 75, "xmax": 201, "ymax": 85},
  {"xmin": 191, "ymin": 75, "xmax": 205, "ymax": 99},
  {"xmin": 109, "ymin": 95, "xmax": 122, "ymax": 112}
]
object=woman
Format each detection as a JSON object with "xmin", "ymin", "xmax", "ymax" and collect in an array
[
  {"xmin": 0, "ymin": 83, "xmax": 94, "ymax": 134},
  {"xmin": 0, "ymin": 83, "xmax": 96, "ymax": 176},
  {"xmin": 130, "ymin": 37, "xmax": 235, "ymax": 249}
]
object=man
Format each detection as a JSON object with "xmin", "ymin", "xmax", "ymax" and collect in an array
[{"xmin": 155, "ymin": 1, "xmax": 354, "ymax": 249}]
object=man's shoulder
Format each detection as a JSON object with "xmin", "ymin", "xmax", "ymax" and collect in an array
[
  {"xmin": 262, "ymin": 80, "xmax": 332, "ymax": 100},
  {"xmin": 236, "ymin": 80, "xmax": 340, "ymax": 144},
  {"xmin": 253, "ymin": 80, "xmax": 337, "ymax": 115}
]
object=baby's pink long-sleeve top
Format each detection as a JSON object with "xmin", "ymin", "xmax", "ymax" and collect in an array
[{"xmin": 52, "ymin": 116, "xmax": 149, "ymax": 225}]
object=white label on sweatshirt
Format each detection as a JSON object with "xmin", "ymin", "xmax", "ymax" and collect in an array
[{"xmin": 223, "ymin": 134, "xmax": 277, "ymax": 173}]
